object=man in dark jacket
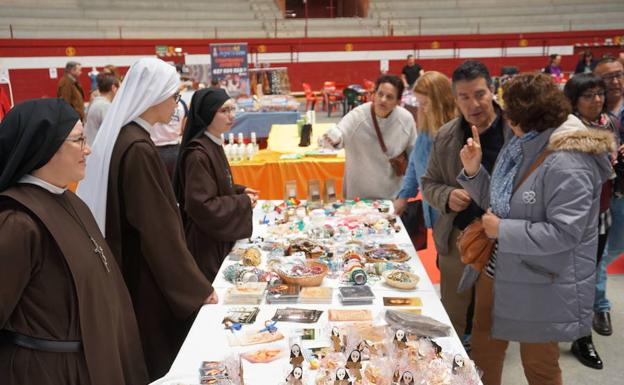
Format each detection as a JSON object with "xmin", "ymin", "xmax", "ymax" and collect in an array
[{"xmin": 421, "ymin": 60, "xmax": 510, "ymax": 343}]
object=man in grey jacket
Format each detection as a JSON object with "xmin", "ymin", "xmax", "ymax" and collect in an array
[{"xmin": 421, "ymin": 61, "xmax": 510, "ymax": 342}]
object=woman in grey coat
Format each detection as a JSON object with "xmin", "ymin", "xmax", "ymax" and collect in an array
[{"xmin": 457, "ymin": 73, "xmax": 614, "ymax": 385}]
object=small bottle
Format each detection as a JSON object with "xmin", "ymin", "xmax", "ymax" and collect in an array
[
  {"xmin": 250, "ymin": 131, "xmax": 259, "ymax": 154},
  {"xmin": 227, "ymin": 133, "xmax": 235, "ymax": 161},
  {"xmin": 236, "ymin": 133, "xmax": 245, "ymax": 162}
]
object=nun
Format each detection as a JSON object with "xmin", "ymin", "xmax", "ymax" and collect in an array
[
  {"xmin": 0, "ymin": 99, "xmax": 148, "ymax": 385},
  {"xmin": 77, "ymin": 58, "xmax": 216, "ymax": 380},
  {"xmin": 173, "ymin": 88, "xmax": 257, "ymax": 282}
]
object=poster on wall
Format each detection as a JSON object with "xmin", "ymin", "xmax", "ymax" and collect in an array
[{"xmin": 210, "ymin": 42, "xmax": 250, "ymax": 97}]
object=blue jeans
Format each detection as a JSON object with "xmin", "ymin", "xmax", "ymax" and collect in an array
[{"xmin": 595, "ymin": 196, "xmax": 624, "ymax": 312}]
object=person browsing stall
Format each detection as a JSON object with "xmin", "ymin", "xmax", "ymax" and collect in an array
[
  {"xmin": 321, "ymin": 74, "xmax": 416, "ymax": 200},
  {"xmin": 458, "ymin": 73, "xmax": 614, "ymax": 385},
  {"xmin": 173, "ymin": 88, "xmax": 258, "ymax": 282},
  {"xmin": 420, "ymin": 61, "xmax": 511, "ymax": 342}
]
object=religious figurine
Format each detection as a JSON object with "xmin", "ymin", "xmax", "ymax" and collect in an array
[
  {"xmin": 393, "ymin": 329, "xmax": 408, "ymax": 350},
  {"xmin": 334, "ymin": 367, "xmax": 351, "ymax": 385},
  {"xmin": 392, "ymin": 367, "xmax": 401, "ymax": 385},
  {"xmin": 260, "ymin": 319, "xmax": 278, "ymax": 334},
  {"xmin": 286, "ymin": 366, "xmax": 304, "ymax": 385},
  {"xmin": 452, "ymin": 354, "xmax": 465, "ymax": 375},
  {"xmin": 400, "ymin": 371, "xmax": 415, "ymax": 385},
  {"xmin": 290, "ymin": 343, "xmax": 305, "ymax": 367},
  {"xmin": 221, "ymin": 317, "xmax": 242, "ymax": 333},
  {"xmin": 331, "ymin": 326, "xmax": 345, "ymax": 353},
  {"xmin": 345, "ymin": 349, "xmax": 362, "ymax": 382}
]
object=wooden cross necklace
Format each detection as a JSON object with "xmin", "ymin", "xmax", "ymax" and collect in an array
[{"xmin": 58, "ymin": 195, "xmax": 111, "ymax": 273}]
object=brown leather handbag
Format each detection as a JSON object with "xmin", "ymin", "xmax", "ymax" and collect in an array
[
  {"xmin": 458, "ymin": 219, "xmax": 494, "ymax": 271},
  {"xmin": 371, "ymin": 106, "xmax": 408, "ymax": 177},
  {"xmin": 457, "ymin": 149, "xmax": 552, "ymax": 271}
]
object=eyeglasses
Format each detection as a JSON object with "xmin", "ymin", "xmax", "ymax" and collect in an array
[
  {"xmin": 580, "ymin": 91, "xmax": 606, "ymax": 100},
  {"xmin": 600, "ymin": 71, "xmax": 624, "ymax": 82},
  {"xmin": 172, "ymin": 92, "xmax": 182, "ymax": 103},
  {"xmin": 66, "ymin": 134, "xmax": 86, "ymax": 150},
  {"xmin": 218, "ymin": 106, "xmax": 237, "ymax": 115}
]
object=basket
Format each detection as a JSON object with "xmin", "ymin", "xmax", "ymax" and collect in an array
[
  {"xmin": 276, "ymin": 261, "xmax": 329, "ymax": 287},
  {"xmin": 382, "ymin": 270, "xmax": 420, "ymax": 290},
  {"xmin": 365, "ymin": 248, "xmax": 410, "ymax": 263}
]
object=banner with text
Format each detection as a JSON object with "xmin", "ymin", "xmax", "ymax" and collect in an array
[{"xmin": 210, "ymin": 43, "xmax": 249, "ymax": 98}]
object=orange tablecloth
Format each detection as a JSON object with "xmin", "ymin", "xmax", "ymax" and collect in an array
[{"xmin": 230, "ymin": 123, "xmax": 345, "ymax": 200}]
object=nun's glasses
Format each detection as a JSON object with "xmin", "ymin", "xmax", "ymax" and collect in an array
[
  {"xmin": 66, "ymin": 134, "xmax": 87, "ymax": 151},
  {"xmin": 218, "ymin": 106, "xmax": 237, "ymax": 115}
]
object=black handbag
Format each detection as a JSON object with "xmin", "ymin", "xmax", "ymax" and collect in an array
[{"xmin": 400, "ymin": 199, "xmax": 428, "ymax": 251}]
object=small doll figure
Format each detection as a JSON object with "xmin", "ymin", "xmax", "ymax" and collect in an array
[
  {"xmin": 345, "ymin": 349, "xmax": 362, "ymax": 382},
  {"xmin": 393, "ymin": 329, "xmax": 408, "ymax": 350},
  {"xmin": 331, "ymin": 326, "xmax": 345, "ymax": 353},
  {"xmin": 452, "ymin": 354, "xmax": 465, "ymax": 375},
  {"xmin": 334, "ymin": 367, "xmax": 351, "ymax": 385},
  {"xmin": 392, "ymin": 367, "xmax": 401, "ymax": 385},
  {"xmin": 290, "ymin": 343, "xmax": 305, "ymax": 367},
  {"xmin": 222, "ymin": 317, "xmax": 242, "ymax": 333},
  {"xmin": 431, "ymin": 339, "xmax": 443, "ymax": 359},
  {"xmin": 286, "ymin": 365, "xmax": 304, "ymax": 385},
  {"xmin": 400, "ymin": 371, "xmax": 415, "ymax": 385},
  {"xmin": 260, "ymin": 319, "xmax": 278, "ymax": 334}
]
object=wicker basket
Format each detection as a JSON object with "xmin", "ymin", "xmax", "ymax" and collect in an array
[
  {"xmin": 277, "ymin": 261, "xmax": 329, "ymax": 287},
  {"xmin": 382, "ymin": 270, "xmax": 420, "ymax": 290},
  {"xmin": 365, "ymin": 248, "xmax": 410, "ymax": 263}
]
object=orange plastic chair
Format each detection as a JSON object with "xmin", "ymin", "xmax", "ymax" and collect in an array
[
  {"xmin": 322, "ymin": 81, "xmax": 344, "ymax": 117},
  {"xmin": 363, "ymin": 79, "xmax": 375, "ymax": 102},
  {"xmin": 302, "ymin": 82, "xmax": 318, "ymax": 111}
]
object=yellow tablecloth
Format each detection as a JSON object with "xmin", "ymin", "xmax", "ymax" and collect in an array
[{"xmin": 230, "ymin": 123, "xmax": 346, "ymax": 200}]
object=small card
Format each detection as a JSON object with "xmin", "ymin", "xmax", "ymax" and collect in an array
[
  {"xmin": 339, "ymin": 285, "xmax": 375, "ymax": 300},
  {"xmin": 328, "ymin": 309, "xmax": 373, "ymax": 322},
  {"xmin": 224, "ymin": 307, "xmax": 260, "ymax": 324},
  {"xmin": 300, "ymin": 328, "xmax": 318, "ymax": 340},
  {"xmin": 299, "ymin": 287, "xmax": 333, "ymax": 304},
  {"xmin": 228, "ymin": 330, "xmax": 285, "ymax": 347},
  {"xmin": 199, "ymin": 361, "xmax": 232, "ymax": 385},
  {"xmin": 324, "ymin": 179, "xmax": 337, "ymax": 202},
  {"xmin": 383, "ymin": 297, "xmax": 423, "ymax": 307},
  {"xmin": 272, "ymin": 308, "xmax": 323, "ymax": 323},
  {"xmin": 266, "ymin": 283, "xmax": 301, "ymax": 304},
  {"xmin": 285, "ymin": 180, "xmax": 297, "ymax": 200},
  {"xmin": 308, "ymin": 179, "xmax": 322, "ymax": 204}
]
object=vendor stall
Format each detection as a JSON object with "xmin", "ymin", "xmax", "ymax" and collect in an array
[{"xmin": 151, "ymin": 200, "xmax": 480, "ymax": 385}]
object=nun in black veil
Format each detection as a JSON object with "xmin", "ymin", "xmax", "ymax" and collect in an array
[
  {"xmin": 173, "ymin": 88, "xmax": 258, "ymax": 282},
  {"xmin": 0, "ymin": 98, "xmax": 147, "ymax": 385}
]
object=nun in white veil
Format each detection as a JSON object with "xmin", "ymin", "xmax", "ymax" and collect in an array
[
  {"xmin": 78, "ymin": 57, "xmax": 179, "ymax": 232},
  {"xmin": 78, "ymin": 57, "xmax": 216, "ymax": 381}
]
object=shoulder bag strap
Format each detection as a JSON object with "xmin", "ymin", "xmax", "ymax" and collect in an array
[
  {"xmin": 370, "ymin": 105, "xmax": 388, "ymax": 154},
  {"xmin": 512, "ymin": 149, "xmax": 552, "ymax": 194}
]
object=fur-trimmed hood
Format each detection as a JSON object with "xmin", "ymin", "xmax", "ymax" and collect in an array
[
  {"xmin": 548, "ymin": 114, "xmax": 616, "ymax": 154},
  {"xmin": 548, "ymin": 114, "xmax": 615, "ymax": 181}
]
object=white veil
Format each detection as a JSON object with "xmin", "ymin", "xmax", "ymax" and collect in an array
[{"xmin": 77, "ymin": 57, "xmax": 180, "ymax": 234}]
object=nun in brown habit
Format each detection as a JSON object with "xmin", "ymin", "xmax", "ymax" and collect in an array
[
  {"xmin": 0, "ymin": 98, "xmax": 148, "ymax": 385},
  {"xmin": 173, "ymin": 88, "xmax": 258, "ymax": 282}
]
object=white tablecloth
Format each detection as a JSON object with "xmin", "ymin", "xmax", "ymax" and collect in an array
[{"xmin": 151, "ymin": 202, "xmax": 467, "ymax": 385}]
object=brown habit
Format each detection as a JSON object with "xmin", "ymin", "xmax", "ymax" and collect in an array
[
  {"xmin": 0, "ymin": 184, "xmax": 148, "ymax": 385},
  {"xmin": 106, "ymin": 122, "xmax": 213, "ymax": 380},
  {"xmin": 56, "ymin": 75, "xmax": 85, "ymax": 121},
  {"xmin": 177, "ymin": 135, "xmax": 253, "ymax": 282}
]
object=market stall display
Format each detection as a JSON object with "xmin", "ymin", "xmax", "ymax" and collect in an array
[{"xmin": 151, "ymin": 200, "xmax": 481, "ymax": 385}]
